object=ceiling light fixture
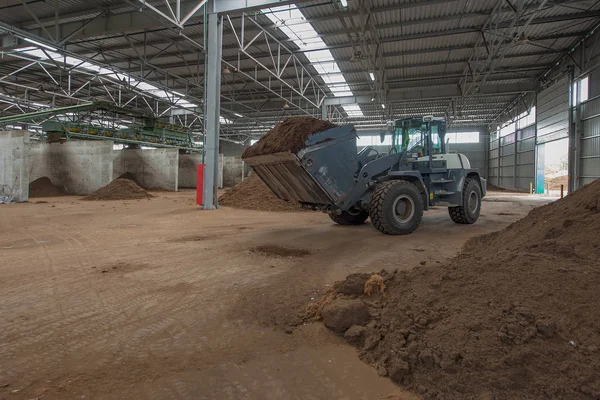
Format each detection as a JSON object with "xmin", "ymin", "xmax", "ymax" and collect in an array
[
  {"xmin": 369, "ymin": 72, "xmax": 375, "ymax": 81},
  {"xmin": 234, "ymin": 113, "xmax": 243, "ymax": 118},
  {"xmin": 283, "ymin": 102, "xmax": 290, "ymax": 109},
  {"xmin": 340, "ymin": 0, "xmax": 348, "ymax": 7},
  {"xmin": 381, "ymin": 104, "xmax": 386, "ymax": 109},
  {"xmin": 222, "ymin": 67, "xmax": 231, "ymax": 74}
]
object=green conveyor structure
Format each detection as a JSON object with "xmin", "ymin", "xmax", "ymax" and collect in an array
[{"xmin": 0, "ymin": 102, "xmax": 200, "ymax": 152}]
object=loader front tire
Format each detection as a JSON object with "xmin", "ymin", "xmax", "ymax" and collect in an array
[
  {"xmin": 370, "ymin": 180, "xmax": 424, "ymax": 235},
  {"xmin": 329, "ymin": 209, "xmax": 369, "ymax": 225},
  {"xmin": 449, "ymin": 177, "xmax": 481, "ymax": 224}
]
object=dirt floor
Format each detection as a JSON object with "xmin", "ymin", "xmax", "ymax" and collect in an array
[{"xmin": 0, "ymin": 190, "xmax": 555, "ymax": 400}]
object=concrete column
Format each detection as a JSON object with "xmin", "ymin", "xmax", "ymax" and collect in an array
[{"xmin": 202, "ymin": 5, "xmax": 222, "ymax": 209}]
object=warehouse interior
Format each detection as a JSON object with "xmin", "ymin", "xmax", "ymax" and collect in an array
[{"xmin": 1, "ymin": 0, "xmax": 600, "ymax": 399}]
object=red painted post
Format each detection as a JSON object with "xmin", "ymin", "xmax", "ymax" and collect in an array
[{"xmin": 196, "ymin": 164, "xmax": 204, "ymax": 206}]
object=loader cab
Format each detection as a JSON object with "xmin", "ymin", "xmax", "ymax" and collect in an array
[{"xmin": 393, "ymin": 117, "xmax": 447, "ymax": 158}]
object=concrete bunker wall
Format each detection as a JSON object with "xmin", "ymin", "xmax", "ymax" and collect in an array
[
  {"xmin": 178, "ymin": 153, "xmax": 202, "ymax": 188},
  {"xmin": 28, "ymin": 141, "xmax": 113, "ymax": 195},
  {"xmin": 112, "ymin": 148, "xmax": 179, "ymax": 191},
  {"xmin": 0, "ymin": 130, "xmax": 30, "ymax": 202}
]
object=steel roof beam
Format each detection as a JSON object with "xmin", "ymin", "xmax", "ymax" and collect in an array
[
  {"xmin": 16, "ymin": 5, "xmax": 598, "ymax": 47},
  {"xmin": 323, "ymin": 81, "xmax": 540, "ymax": 105},
  {"xmin": 67, "ymin": 27, "xmax": 581, "ymax": 69},
  {"xmin": 113, "ymin": 50, "xmax": 559, "ymax": 77}
]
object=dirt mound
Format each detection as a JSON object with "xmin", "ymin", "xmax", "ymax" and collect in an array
[
  {"xmin": 29, "ymin": 177, "xmax": 65, "ymax": 197},
  {"xmin": 243, "ymin": 117, "xmax": 336, "ymax": 158},
  {"xmin": 117, "ymin": 172, "xmax": 144, "ymax": 189},
  {"xmin": 219, "ymin": 174, "xmax": 305, "ymax": 212},
  {"xmin": 546, "ymin": 175, "xmax": 568, "ymax": 191},
  {"xmin": 82, "ymin": 178, "xmax": 153, "ymax": 201},
  {"xmin": 315, "ymin": 180, "xmax": 600, "ymax": 399}
]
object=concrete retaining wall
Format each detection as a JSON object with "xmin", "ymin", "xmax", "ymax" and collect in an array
[
  {"xmin": 113, "ymin": 148, "xmax": 179, "ymax": 191},
  {"xmin": 0, "ymin": 130, "xmax": 30, "ymax": 202},
  {"xmin": 29, "ymin": 140, "xmax": 113, "ymax": 195},
  {"xmin": 178, "ymin": 153, "xmax": 202, "ymax": 188},
  {"xmin": 222, "ymin": 156, "xmax": 245, "ymax": 187},
  {"xmin": 220, "ymin": 140, "xmax": 248, "ymax": 157}
]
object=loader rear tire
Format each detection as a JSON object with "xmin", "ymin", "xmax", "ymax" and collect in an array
[
  {"xmin": 449, "ymin": 177, "xmax": 481, "ymax": 224},
  {"xmin": 370, "ymin": 180, "xmax": 423, "ymax": 235},
  {"xmin": 329, "ymin": 209, "xmax": 369, "ymax": 225}
]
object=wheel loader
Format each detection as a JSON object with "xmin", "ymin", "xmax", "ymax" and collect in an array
[{"xmin": 242, "ymin": 116, "xmax": 486, "ymax": 235}]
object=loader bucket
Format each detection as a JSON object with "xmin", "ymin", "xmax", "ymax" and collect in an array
[{"xmin": 243, "ymin": 125, "xmax": 358, "ymax": 206}]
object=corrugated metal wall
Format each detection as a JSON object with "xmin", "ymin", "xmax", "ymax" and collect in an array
[
  {"xmin": 452, "ymin": 142, "xmax": 487, "ymax": 174},
  {"xmin": 499, "ymin": 131, "xmax": 516, "ymax": 187},
  {"xmin": 579, "ymin": 95, "xmax": 600, "ymax": 186},
  {"xmin": 516, "ymin": 125, "xmax": 536, "ymax": 190},
  {"xmin": 488, "ymin": 130, "xmax": 499, "ymax": 186},
  {"xmin": 537, "ymin": 76, "xmax": 570, "ymax": 144}
]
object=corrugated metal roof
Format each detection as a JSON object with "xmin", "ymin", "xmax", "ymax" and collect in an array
[{"xmin": 2, "ymin": 0, "xmax": 600, "ymax": 129}]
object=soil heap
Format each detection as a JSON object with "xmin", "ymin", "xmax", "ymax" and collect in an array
[
  {"xmin": 314, "ymin": 179, "xmax": 600, "ymax": 399},
  {"xmin": 546, "ymin": 175, "xmax": 569, "ymax": 191},
  {"xmin": 219, "ymin": 174, "xmax": 304, "ymax": 212},
  {"xmin": 29, "ymin": 177, "xmax": 65, "ymax": 197},
  {"xmin": 82, "ymin": 178, "xmax": 153, "ymax": 201},
  {"xmin": 243, "ymin": 117, "xmax": 336, "ymax": 158},
  {"xmin": 117, "ymin": 172, "xmax": 145, "ymax": 189}
]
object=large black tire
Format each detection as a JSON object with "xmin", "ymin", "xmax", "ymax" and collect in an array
[
  {"xmin": 369, "ymin": 180, "xmax": 424, "ymax": 235},
  {"xmin": 329, "ymin": 209, "xmax": 369, "ymax": 225},
  {"xmin": 449, "ymin": 177, "xmax": 482, "ymax": 224}
]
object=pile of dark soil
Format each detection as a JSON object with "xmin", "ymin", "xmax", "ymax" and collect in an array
[
  {"xmin": 117, "ymin": 172, "xmax": 145, "ymax": 189},
  {"xmin": 29, "ymin": 177, "xmax": 65, "ymax": 197},
  {"xmin": 314, "ymin": 179, "xmax": 600, "ymax": 399},
  {"xmin": 82, "ymin": 179, "xmax": 153, "ymax": 201},
  {"xmin": 219, "ymin": 174, "xmax": 305, "ymax": 212},
  {"xmin": 243, "ymin": 117, "xmax": 336, "ymax": 158}
]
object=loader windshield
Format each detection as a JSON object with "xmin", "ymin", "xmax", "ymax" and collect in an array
[
  {"xmin": 399, "ymin": 127, "xmax": 426, "ymax": 156},
  {"xmin": 395, "ymin": 118, "xmax": 447, "ymax": 156}
]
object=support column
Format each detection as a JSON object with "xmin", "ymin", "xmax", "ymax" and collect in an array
[
  {"xmin": 202, "ymin": 5, "xmax": 222, "ymax": 210},
  {"xmin": 568, "ymin": 68, "xmax": 578, "ymax": 193},
  {"xmin": 321, "ymin": 104, "xmax": 327, "ymax": 120}
]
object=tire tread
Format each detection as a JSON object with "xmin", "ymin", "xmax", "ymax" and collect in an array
[
  {"xmin": 370, "ymin": 180, "xmax": 423, "ymax": 235},
  {"xmin": 449, "ymin": 177, "xmax": 480, "ymax": 224}
]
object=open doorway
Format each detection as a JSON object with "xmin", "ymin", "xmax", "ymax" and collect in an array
[{"xmin": 536, "ymin": 138, "xmax": 569, "ymax": 195}]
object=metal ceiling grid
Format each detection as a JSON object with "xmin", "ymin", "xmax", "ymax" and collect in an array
[{"xmin": 1, "ymin": 0, "xmax": 600, "ymax": 136}]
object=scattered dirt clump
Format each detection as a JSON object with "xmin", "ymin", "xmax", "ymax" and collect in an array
[
  {"xmin": 314, "ymin": 179, "xmax": 600, "ymax": 399},
  {"xmin": 250, "ymin": 245, "xmax": 311, "ymax": 258},
  {"xmin": 82, "ymin": 179, "xmax": 153, "ymax": 201},
  {"xmin": 242, "ymin": 117, "xmax": 337, "ymax": 158},
  {"xmin": 219, "ymin": 174, "xmax": 305, "ymax": 212},
  {"xmin": 29, "ymin": 177, "xmax": 65, "ymax": 197}
]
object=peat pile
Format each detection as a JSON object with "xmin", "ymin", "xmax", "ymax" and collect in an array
[
  {"xmin": 82, "ymin": 178, "xmax": 153, "ymax": 201},
  {"xmin": 29, "ymin": 177, "xmax": 65, "ymax": 197},
  {"xmin": 546, "ymin": 175, "xmax": 568, "ymax": 191},
  {"xmin": 243, "ymin": 117, "xmax": 336, "ymax": 158},
  {"xmin": 117, "ymin": 172, "xmax": 145, "ymax": 189},
  {"xmin": 219, "ymin": 174, "xmax": 304, "ymax": 212},
  {"xmin": 315, "ymin": 180, "xmax": 600, "ymax": 399}
]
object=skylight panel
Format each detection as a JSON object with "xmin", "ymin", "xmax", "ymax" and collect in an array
[{"xmin": 263, "ymin": 4, "xmax": 363, "ymax": 119}]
